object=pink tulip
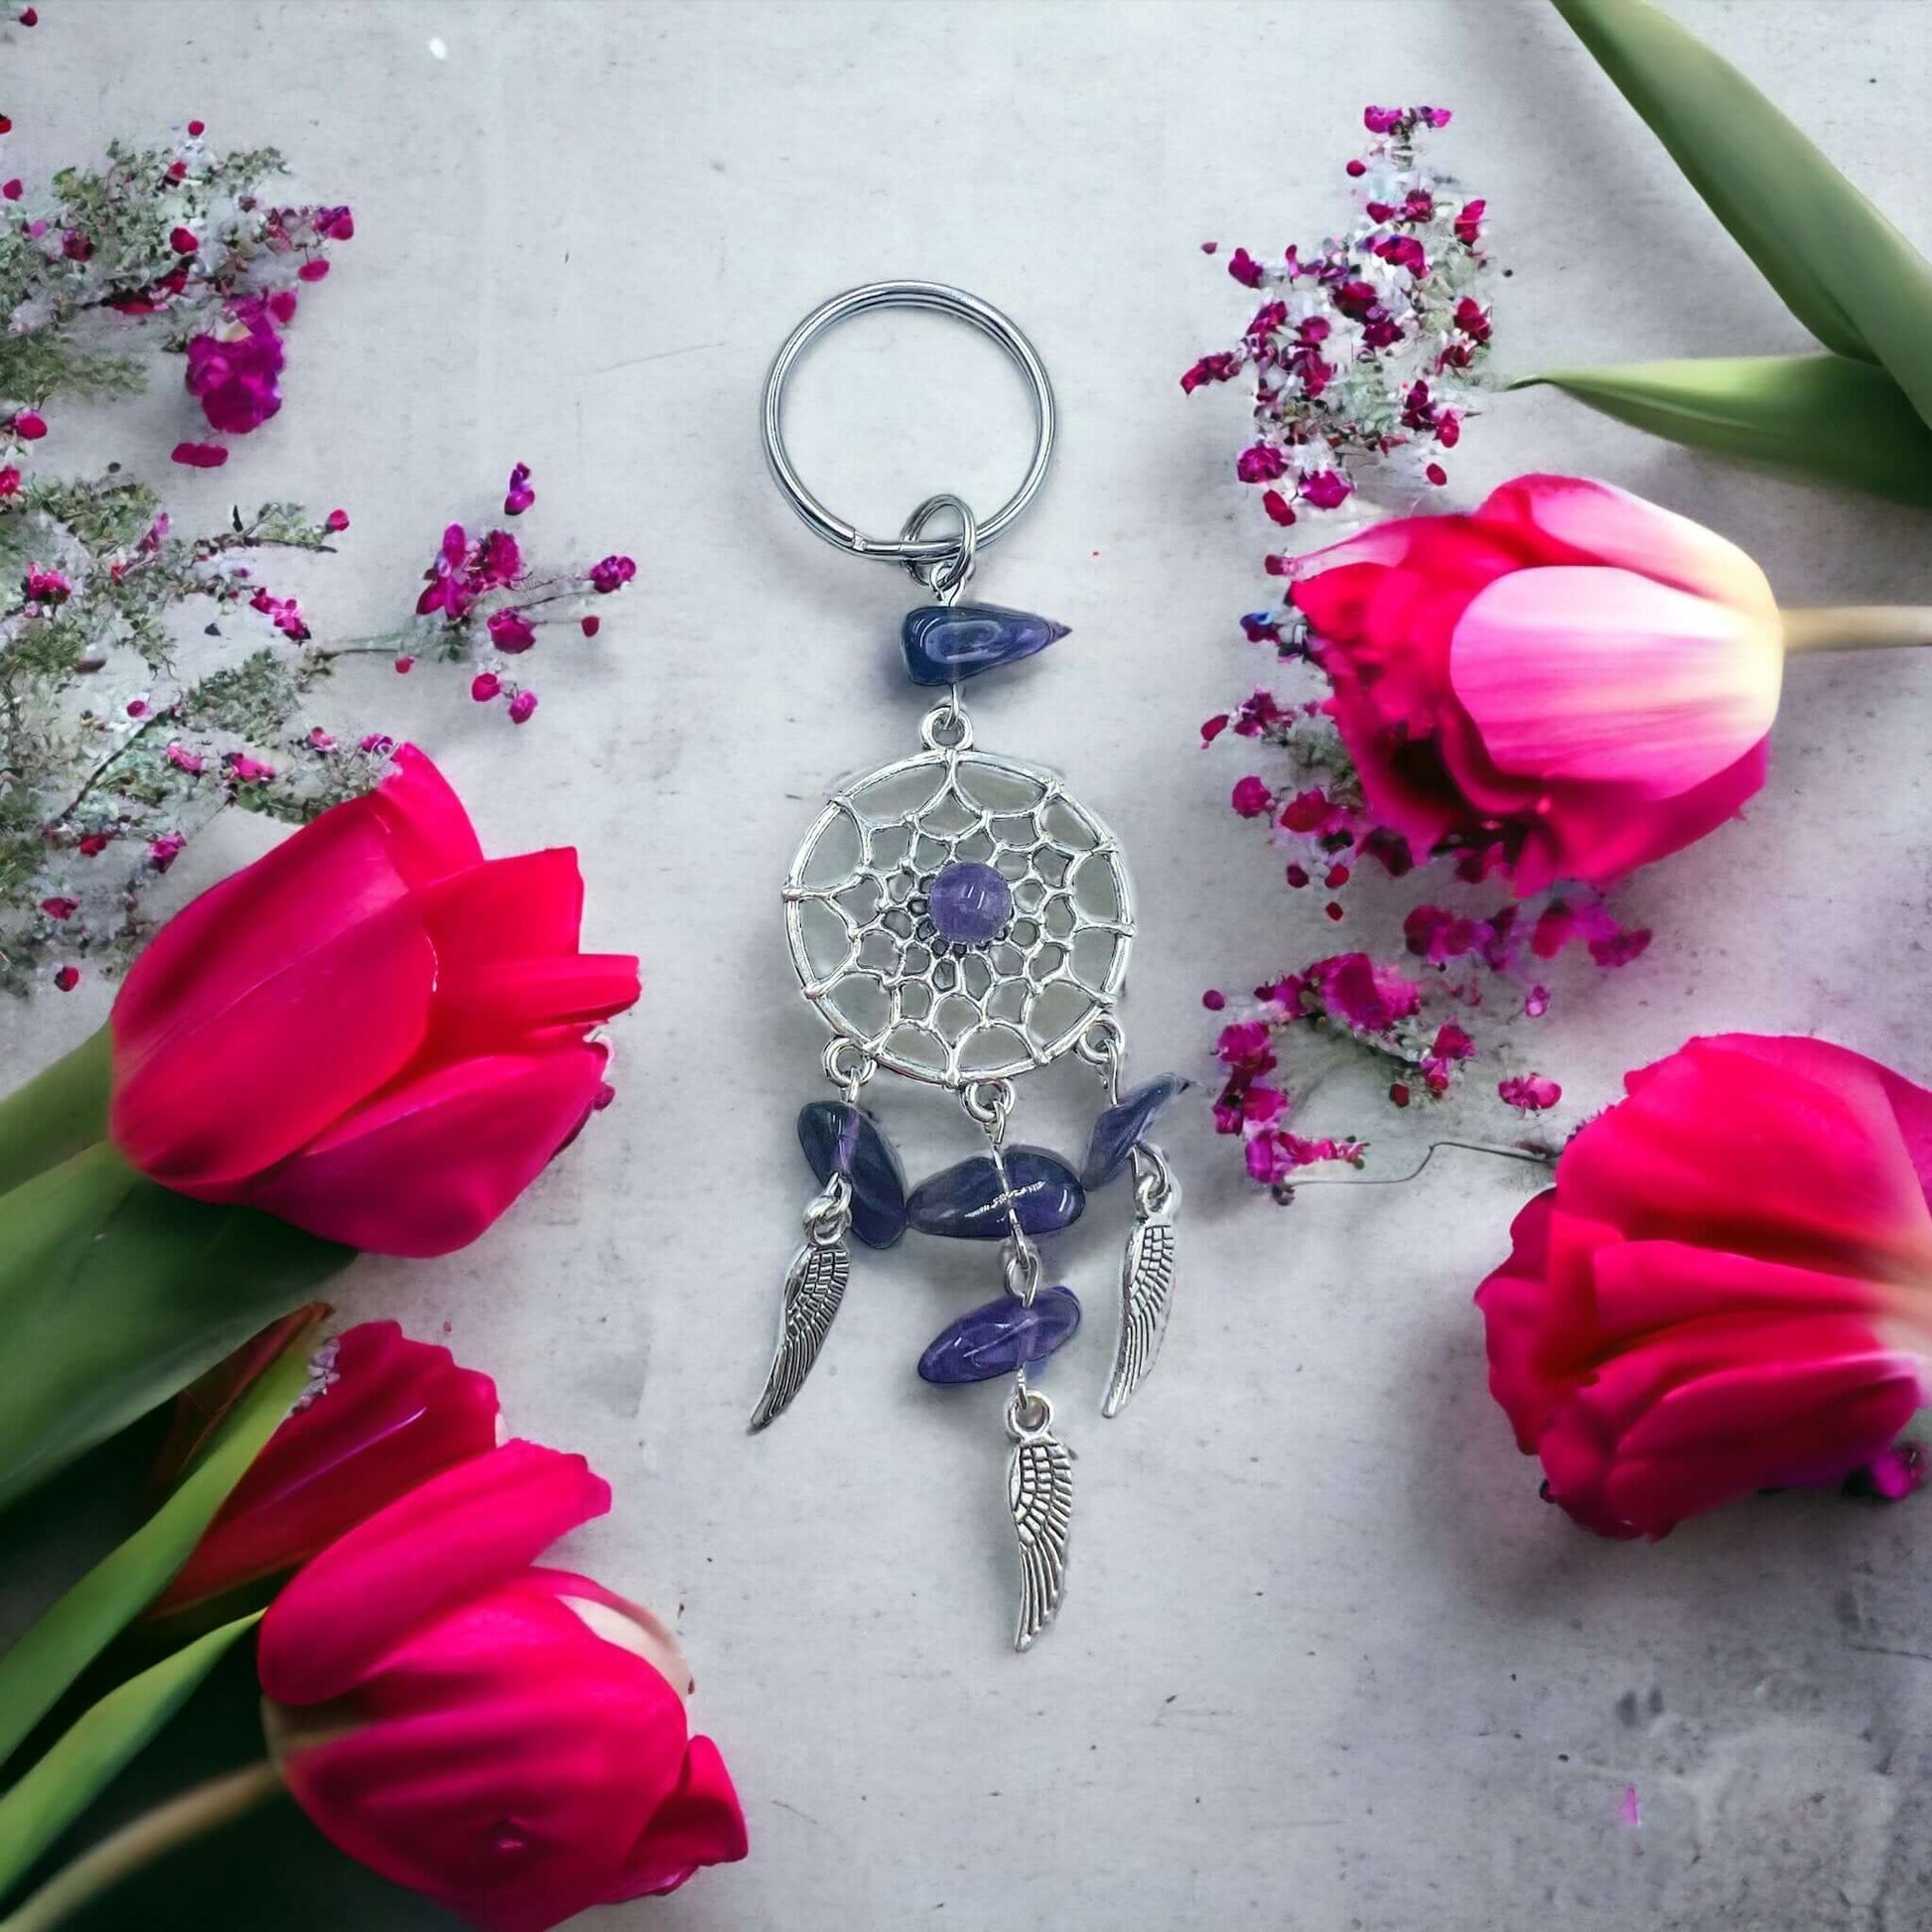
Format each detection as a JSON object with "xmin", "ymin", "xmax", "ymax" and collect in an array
[
  {"xmin": 258, "ymin": 1443, "xmax": 747, "ymax": 1930},
  {"xmin": 1289, "ymin": 475, "xmax": 1784, "ymax": 894},
  {"xmin": 155, "ymin": 1320, "xmax": 500, "ymax": 1611},
  {"xmin": 1476, "ymin": 1034, "xmax": 1932, "ymax": 1538},
  {"xmin": 108, "ymin": 746, "xmax": 639, "ymax": 1256}
]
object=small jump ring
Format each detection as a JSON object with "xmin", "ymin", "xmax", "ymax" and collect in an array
[
  {"xmin": 901, "ymin": 492, "xmax": 977, "ymax": 600},
  {"xmin": 960, "ymin": 1077, "xmax": 1015, "ymax": 1131},
  {"xmin": 761, "ymin": 282, "xmax": 1056, "ymax": 567},
  {"xmin": 919, "ymin": 700, "xmax": 974, "ymax": 752},
  {"xmin": 822, "ymin": 1037, "xmax": 874, "ymax": 1097},
  {"xmin": 1005, "ymin": 1386, "xmax": 1054, "ymax": 1441}
]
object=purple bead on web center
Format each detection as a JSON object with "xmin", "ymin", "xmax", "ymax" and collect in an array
[{"xmin": 926, "ymin": 861, "xmax": 1013, "ymax": 946}]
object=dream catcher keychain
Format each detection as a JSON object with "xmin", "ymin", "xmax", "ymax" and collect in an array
[{"xmin": 753, "ymin": 283, "xmax": 1185, "ymax": 1651}]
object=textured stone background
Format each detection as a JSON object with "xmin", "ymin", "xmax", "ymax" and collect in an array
[{"xmin": 5, "ymin": 3, "xmax": 1932, "ymax": 1927}]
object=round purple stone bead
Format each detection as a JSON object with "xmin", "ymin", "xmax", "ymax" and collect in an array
[
  {"xmin": 917, "ymin": 1285, "xmax": 1082, "ymax": 1385},
  {"xmin": 926, "ymin": 861, "xmax": 1013, "ymax": 946}
]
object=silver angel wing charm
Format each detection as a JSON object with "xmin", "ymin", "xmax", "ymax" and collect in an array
[
  {"xmin": 1102, "ymin": 1145, "xmax": 1179, "ymax": 1418},
  {"xmin": 750, "ymin": 1178, "xmax": 852, "ymax": 1433},
  {"xmin": 1006, "ymin": 1390, "xmax": 1073, "ymax": 1651}
]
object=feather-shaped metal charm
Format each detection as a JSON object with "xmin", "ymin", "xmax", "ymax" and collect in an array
[
  {"xmin": 1102, "ymin": 1144, "xmax": 1178, "ymax": 1418},
  {"xmin": 1006, "ymin": 1389, "xmax": 1073, "ymax": 1651},
  {"xmin": 750, "ymin": 1178, "xmax": 851, "ymax": 1432}
]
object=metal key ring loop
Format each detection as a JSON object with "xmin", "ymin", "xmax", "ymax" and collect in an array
[{"xmin": 761, "ymin": 281, "xmax": 1057, "ymax": 567}]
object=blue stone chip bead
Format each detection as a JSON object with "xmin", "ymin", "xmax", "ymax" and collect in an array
[
  {"xmin": 1080, "ymin": 1073, "xmax": 1191, "ymax": 1189},
  {"xmin": 797, "ymin": 1100, "xmax": 908, "ymax": 1249},
  {"xmin": 905, "ymin": 1145, "xmax": 1086, "ymax": 1240},
  {"xmin": 917, "ymin": 1285, "xmax": 1082, "ymax": 1385},
  {"xmin": 900, "ymin": 604, "xmax": 1069, "ymax": 686}
]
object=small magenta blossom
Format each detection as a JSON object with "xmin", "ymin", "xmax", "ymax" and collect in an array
[
  {"xmin": 487, "ymin": 609, "xmax": 535, "ymax": 653},
  {"xmin": 184, "ymin": 312, "xmax": 285, "ymax": 435}
]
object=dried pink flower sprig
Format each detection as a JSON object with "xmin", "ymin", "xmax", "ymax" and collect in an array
[
  {"xmin": 395, "ymin": 463, "xmax": 634, "ymax": 729},
  {"xmin": 0, "ymin": 114, "xmax": 348, "ymax": 464},
  {"xmin": 1203, "ymin": 892, "xmax": 1623, "ymax": 1193},
  {"xmin": 6, "ymin": 460, "xmax": 637, "ymax": 995},
  {"xmin": 1188, "ymin": 107, "xmax": 1619, "ymax": 1197},
  {"xmin": 1184, "ymin": 105, "xmax": 1493, "ymax": 525}
]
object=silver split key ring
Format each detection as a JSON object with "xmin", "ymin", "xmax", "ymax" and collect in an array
[{"xmin": 759, "ymin": 280, "xmax": 1058, "ymax": 572}]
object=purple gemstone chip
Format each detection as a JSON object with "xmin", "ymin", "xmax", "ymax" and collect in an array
[{"xmin": 917, "ymin": 1284, "xmax": 1082, "ymax": 1385}]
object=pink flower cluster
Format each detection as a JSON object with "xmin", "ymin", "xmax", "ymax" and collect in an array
[
  {"xmin": 405, "ymin": 465, "xmax": 635, "ymax": 728},
  {"xmin": 0, "ymin": 108, "xmax": 350, "ymax": 461},
  {"xmin": 1183, "ymin": 105, "xmax": 1493, "ymax": 523},
  {"xmin": 418, "ymin": 522, "xmax": 525, "ymax": 623}
]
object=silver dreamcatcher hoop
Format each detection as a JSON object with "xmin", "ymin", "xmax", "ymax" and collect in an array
[
  {"xmin": 753, "ymin": 283, "xmax": 1184, "ymax": 1652},
  {"xmin": 783, "ymin": 724, "xmax": 1135, "ymax": 1088}
]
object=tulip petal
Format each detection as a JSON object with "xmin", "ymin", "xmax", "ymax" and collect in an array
[
  {"xmin": 365, "ymin": 746, "xmax": 485, "ymax": 887},
  {"xmin": 237, "ymin": 1043, "xmax": 610, "ymax": 1258},
  {"xmin": 431, "ymin": 955, "xmax": 641, "ymax": 1059},
  {"xmin": 1543, "ymin": 1322, "xmax": 1919, "ymax": 1537},
  {"xmin": 1475, "ymin": 475, "xmax": 1778, "ymax": 618},
  {"xmin": 1449, "ymin": 566, "xmax": 1783, "ymax": 797},
  {"xmin": 112, "ymin": 890, "xmax": 435, "ymax": 1193},
  {"xmin": 539, "ymin": 1571, "xmax": 693, "ymax": 1697},
  {"xmin": 277, "ymin": 1678, "xmax": 681, "ymax": 1932},
  {"xmin": 1501, "ymin": 741, "xmax": 1768, "ymax": 896},
  {"xmin": 157, "ymin": 1321, "xmax": 500, "ymax": 1611},
  {"xmin": 107, "ymin": 749, "xmax": 491, "ymax": 1195},
  {"xmin": 606, "ymin": 1735, "xmax": 749, "ymax": 1900},
  {"xmin": 258, "ymin": 1441, "xmax": 609, "ymax": 1706},
  {"xmin": 1574, "ymin": 1035, "xmax": 1932, "ymax": 1279},
  {"xmin": 423, "ymin": 850, "xmax": 586, "ymax": 964}
]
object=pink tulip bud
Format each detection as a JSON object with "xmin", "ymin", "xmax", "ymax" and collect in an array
[
  {"xmin": 106, "ymin": 747, "xmax": 639, "ymax": 1256},
  {"xmin": 257, "ymin": 1443, "xmax": 747, "ymax": 1924},
  {"xmin": 1477, "ymin": 1035, "xmax": 1932, "ymax": 1538},
  {"xmin": 1289, "ymin": 475, "xmax": 1783, "ymax": 895}
]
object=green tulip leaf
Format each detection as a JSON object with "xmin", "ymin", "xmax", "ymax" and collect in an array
[
  {"xmin": 0, "ymin": 1316, "xmax": 322, "ymax": 1771},
  {"xmin": 1515, "ymin": 353, "xmax": 1932, "ymax": 507},
  {"xmin": 1553, "ymin": 0, "xmax": 1932, "ymax": 428},
  {"xmin": 0, "ymin": 1033, "xmax": 109, "ymax": 1203},
  {"xmin": 0, "ymin": 1145, "xmax": 352, "ymax": 1515},
  {"xmin": 0, "ymin": 1613, "xmax": 261, "ymax": 1906}
]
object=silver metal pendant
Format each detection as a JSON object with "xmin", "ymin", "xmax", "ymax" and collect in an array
[
  {"xmin": 1103, "ymin": 1144, "xmax": 1179, "ymax": 1419},
  {"xmin": 1006, "ymin": 1386, "xmax": 1073, "ymax": 1652},
  {"xmin": 750, "ymin": 1176, "xmax": 851, "ymax": 1432}
]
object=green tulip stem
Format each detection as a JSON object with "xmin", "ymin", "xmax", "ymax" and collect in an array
[
  {"xmin": 1781, "ymin": 607, "xmax": 1932, "ymax": 655},
  {"xmin": 0, "ymin": 1760, "xmax": 281, "ymax": 1932}
]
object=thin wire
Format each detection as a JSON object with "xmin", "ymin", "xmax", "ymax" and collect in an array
[{"xmin": 1285, "ymin": 1139, "xmax": 1556, "ymax": 1189}]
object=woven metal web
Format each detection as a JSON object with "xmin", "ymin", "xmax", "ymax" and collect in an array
[{"xmin": 784, "ymin": 745, "xmax": 1135, "ymax": 1086}]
